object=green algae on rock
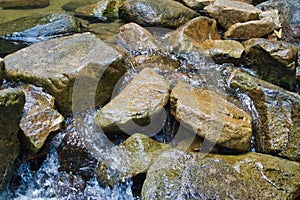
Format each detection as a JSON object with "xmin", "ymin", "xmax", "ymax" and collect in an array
[
  {"xmin": 4, "ymin": 33, "xmax": 126, "ymax": 115},
  {"xmin": 119, "ymin": 0, "xmax": 199, "ymax": 28},
  {"xmin": 0, "ymin": 88, "xmax": 25, "ymax": 192},
  {"xmin": 229, "ymin": 69, "xmax": 300, "ymax": 161},
  {"xmin": 142, "ymin": 148, "xmax": 300, "ymax": 200}
]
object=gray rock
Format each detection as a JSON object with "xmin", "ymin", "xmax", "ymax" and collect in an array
[
  {"xmin": 0, "ymin": 88, "xmax": 25, "ymax": 191},
  {"xmin": 95, "ymin": 68, "xmax": 170, "ymax": 134},
  {"xmin": 224, "ymin": 17, "xmax": 275, "ymax": 39},
  {"xmin": 119, "ymin": 0, "xmax": 199, "ymax": 28},
  {"xmin": 0, "ymin": 14, "xmax": 80, "ymax": 43},
  {"xmin": 170, "ymin": 82, "xmax": 252, "ymax": 152},
  {"xmin": 4, "ymin": 33, "xmax": 126, "ymax": 115},
  {"xmin": 75, "ymin": 0, "xmax": 126, "ymax": 22},
  {"xmin": 142, "ymin": 149, "xmax": 300, "ymax": 200},
  {"xmin": 19, "ymin": 84, "xmax": 64, "ymax": 154},
  {"xmin": 0, "ymin": 0, "xmax": 49, "ymax": 9},
  {"xmin": 96, "ymin": 133, "xmax": 169, "ymax": 187},
  {"xmin": 204, "ymin": 0, "xmax": 261, "ymax": 29},
  {"xmin": 228, "ymin": 69, "xmax": 300, "ymax": 161},
  {"xmin": 242, "ymin": 38, "xmax": 298, "ymax": 90}
]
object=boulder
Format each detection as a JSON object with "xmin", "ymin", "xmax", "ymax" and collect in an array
[
  {"xmin": 176, "ymin": 0, "xmax": 214, "ymax": 10},
  {"xmin": 119, "ymin": 0, "xmax": 199, "ymax": 28},
  {"xmin": 113, "ymin": 23, "xmax": 163, "ymax": 52},
  {"xmin": 96, "ymin": 133, "xmax": 169, "ymax": 187},
  {"xmin": 257, "ymin": 0, "xmax": 300, "ymax": 48},
  {"xmin": 142, "ymin": 149, "xmax": 300, "ymax": 200},
  {"xmin": 19, "ymin": 84, "xmax": 64, "ymax": 154},
  {"xmin": 228, "ymin": 69, "xmax": 300, "ymax": 161},
  {"xmin": 175, "ymin": 16, "xmax": 220, "ymax": 42},
  {"xmin": 75, "ymin": 0, "xmax": 126, "ymax": 22},
  {"xmin": 204, "ymin": 0, "xmax": 261, "ymax": 29},
  {"xmin": 259, "ymin": 9, "xmax": 281, "ymax": 29},
  {"xmin": 170, "ymin": 82, "xmax": 252, "ymax": 152},
  {"xmin": 0, "ymin": 14, "xmax": 80, "ymax": 43},
  {"xmin": 224, "ymin": 17, "xmax": 275, "ymax": 39},
  {"xmin": 0, "ymin": 88, "xmax": 25, "ymax": 191},
  {"xmin": 4, "ymin": 33, "xmax": 126, "ymax": 115},
  {"xmin": 95, "ymin": 68, "xmax": 170, "ymax": 134},
  {"xmin": 0, "ymin": 58, "xmax": 4, "ymax": 86},
  {"xmin": 199, "ymin": 40, "xmax": 245, "ymax": 64},
  {"xmin": 242, "ymin": 38, "xmax": 298, "ymax": 90},
  {"xmin": 0, "ymin": 0, "xmax": 49, "ymax": 9}
]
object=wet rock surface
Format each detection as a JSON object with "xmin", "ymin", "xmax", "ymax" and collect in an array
[
  {"xmin": 119, "ymin": 0, "xmax": 199, "ymax": 28},
  {"xmin": 0, "ymin": 0, "xmax": 49, "ymax": 9},
  {"xmin": 75, "ymin": 0, "xmax": 126, "ymax": 22},
  {"xmin": 95, "ymin": 68, "xmax": 170, "ymax": 134},
  {"xmin": 96, "ymin": 133, "xmax": 169, "ymax": 187},
  {"xmin": 224, "ymin": 17, "xmax": 275, "ymax": 39},
  {"xmin": 4, "ymin": 33, "xmax": 125, "ymax": 115},
  {"xmin": 0, "ymin": 88, "xmax": 25, "ymax": 191},
  {"xmin": 242, "ymin": 38, "xmax": 298, "ymax": 90},
  {"xmin": 170, "ymin": 82, "xmax": 252, "ymax": 152},
  {"xmin": 19, "ymin": 84, "xmax": 64, "ymax": 154},
  {"xmin": 229, "ymin": 70, "xmax": 300, "ymax": 161},
  {"xmin": 204, "ymin": 0, "xmax": 261, "ymax": 29},
  {"xmin": 0, "ymin": 14, "xmax": 80, "ymax": 43},
  {"xmin": 142, "ymin": 148, "xmax": 300, "ymax": 200}
]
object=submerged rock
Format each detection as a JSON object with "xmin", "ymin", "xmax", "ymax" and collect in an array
[
  {"xmin": 0, "ymin": 0, "xmax": 49, "ymax": 9},
  {"xmin": 96, "ymin": 133, "xmax": 169, "ymax": 187},
  {"xmin": 119, "ymin": 0, "xmax": 199, "ymax": 28},
  {"xmin": 228, "ymin": 70, "xmax": 300, "ymax": 161},
  {"xmin": 142, "ymin": 149, "xmax": 300, "ymax": 200},
  {"xmin": 204, "ymin": 0, "xmax": 261, "ymax": 29},
  {"xmin": 0, "ymin": 14, "xmax": 80, "ymax": 43},
  {"xmin": 0, "ymin": 58, "xmax": 4, "ymax": 86},
  {"xmin": 62, "ymin": 0, "xmax": 98, "ymax": 11},
  {"xmin": 4, "ymin": 33, "xmax": 126, "ymax": 115},
  {"xmin": 19, "ymin": 85, "xmax": 64, "ymax": 154},
  {"xmin": 199, "ymin": 40, "xmax": 245, "ymax": 64},
  {"xmin": 242, "ymin": 38, "xmax": 298, "ymax": 90},
  {"xmin": 0, "ymin": 88, "xmax": 25, "ymax": 191},
  {"xmin": 224, "ymin": 17, "xmax": 275, "ymax": 39},
  {"xmin": 75, "ymin": 0, "xmax": 126, "ymax": 22},
  {"xmin": 170, "ymin": 82, "xmax": 252, "ymax": 152},
  {"xmin": 95, "ymin": 68, "xmax": 170, "ymax": 134}
]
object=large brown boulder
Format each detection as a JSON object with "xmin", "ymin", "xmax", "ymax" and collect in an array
[
  {"xmin": 0, "ymin": 0, "xmax": 49, "ymax": 9},
  {"xmin": 228, "ymin": 69, "xmax": 300, "ymax": 161},
  {"xmin": 170, "ymin": 82, "xmax": 252, "ymax": 152},
  {"xmin": 19, "ymin": 85, "xmax": 64, "ymax": 154},
  {"xmin": 119, "ymin": 0, "xmax": 199, "ymax": 28},
  {"xmin": 242, "ymin": 38, "xmax": 298, "ymax": 90},
  {"xmin": 95, "ymin": 68, "xmax": 170, "ymax": 134},
  {"xmin": 4, "ymin": 33, "xmax": 126, "ymax": 115},
  {"xmin": 142, "ymin": 149, "xmax": 300, "ymax": 199},
  {"xmin": 204, "ymin": 0, "xmax": 261, "ymax": 29},
  {"xmin": 0, "ymin": 88, "xmax": 25, "ymax": 191}
]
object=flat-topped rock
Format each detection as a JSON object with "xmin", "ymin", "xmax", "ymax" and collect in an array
[
  {"xmin": 19, "ymin": 84, "xmax": 64, "ymax": 154},
  {"xmin": 228, "ymin": 70, "xmax": 300, "ymax": 161},
  {"xmin": 204, "ymin": 0, "xmax": 261, "ymax": 29},
  {"xmin": 4, "ymin": 33, "xmax": 126, "ymax": 115},
  {"xmin": 170, "ymin": 82, "xmax": 252, "ymax": 152},
  {"xmin": 142, "ymin": 149, "xmax": 300, "ymax": 199},
  {"xmin": 242, "ymin": 38, "xmax": 298, "ymax": 90},
  {"xmin": 95, "ymin": 68, "xmax": 170, "ymax": 134},
  {"xmin": 119, "ymin": 0, "xmax": 199, "ymax": 28}
]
